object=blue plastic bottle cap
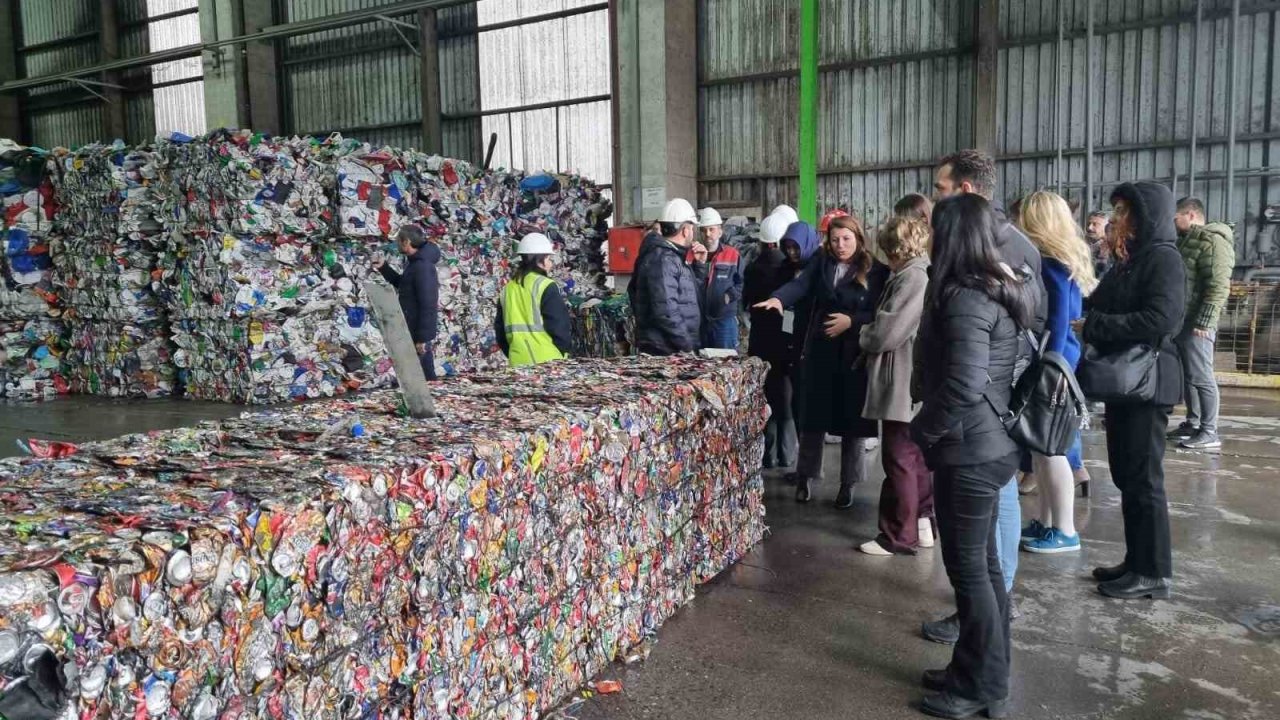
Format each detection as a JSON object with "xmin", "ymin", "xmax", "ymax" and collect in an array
[{"xmin": 350, "ymin": 423, "xmax": 365, "ymax": 438}]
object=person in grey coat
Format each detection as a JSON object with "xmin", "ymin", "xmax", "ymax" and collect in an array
[
  {"xmin": 858, "ymin": 215, "xmax": 933, "ymax": 556},
  {"xmin": 629, "ymin": 199, "xmax": 704, "ymax": 355}
]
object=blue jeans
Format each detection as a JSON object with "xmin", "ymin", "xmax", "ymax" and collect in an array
[
  {"xmin": 703, "ymin": 315, "xmax": 739, "ymax": 350},
  {"xmin": 993, "ymin": 476, "xmax": 1020, "ymax": 593},
  {"xmin": 1067, "ymin": 431, "xmax": 1083, "ymax": 471}
]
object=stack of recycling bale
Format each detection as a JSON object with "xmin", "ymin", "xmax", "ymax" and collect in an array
[
  {"xmin": 333, "ymin": 138, "xmax": 612, "ymax": 375},
  {"xmin": 50, "ymin": 143, "xmax": 176, "ymax": 398},
  {"xmin": 0, "ymin": 141, "xmax": 66, "ymax": 399},
  {"xmin": 154, "ymin": 131, "xmax": 393, "ymax": 403},
  {"xmin": 0, "ymin": 355, "xmax": 768, "ymax": 719}
]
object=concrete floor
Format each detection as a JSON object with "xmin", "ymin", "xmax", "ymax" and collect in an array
[{"xmin": 2, "ymin": 390, "xmax": 1278, "ymax": 719}]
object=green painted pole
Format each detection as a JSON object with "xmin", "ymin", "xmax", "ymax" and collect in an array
[{"xmin": 798, "ymin": 0, "xmax": 818, "ymax": 225}]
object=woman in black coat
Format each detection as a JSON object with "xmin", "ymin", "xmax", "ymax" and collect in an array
[
  {"xmin": 755, "ymin": 215, "xmax": 876, "ymax": 507},
  {"xmin": 910, "ymin": 195, "xmax": 1035, "ymax": 720},
  {"xmin": 1082, "ymin": 181, "xmax": 1185, "ymax": 600}
]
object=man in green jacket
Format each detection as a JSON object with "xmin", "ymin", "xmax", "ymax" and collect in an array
[{"xmin": 1169, "ymin": 197, "xmax": 1235, "ymax": 450}]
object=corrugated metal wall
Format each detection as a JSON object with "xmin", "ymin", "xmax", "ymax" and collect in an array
[
  {"xmin": 699, "ymin": 0, "xmax": 1280, "ymax": 265},
  {"xmin": 13, "ymin": 0, "xmax": 204, "ymax": 148},
  {"xmin": 699, "ymin": 0, "xmax": 975, "ymax": 224},
  {"xmin": 281, "ymin": 0, "xmax": 427, "ymax": 151},
  {"xmin": 998, "ymin": 0, "xmax": 1280, "ymax": 265},
  {"xmin": 280, "ymin": 0, "xmax": 610, "ymax": 182}
]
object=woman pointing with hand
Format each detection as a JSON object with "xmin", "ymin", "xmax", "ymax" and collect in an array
[{"xmin": 754, "ymin": 217, "xmax": 876, "ymax": 507}]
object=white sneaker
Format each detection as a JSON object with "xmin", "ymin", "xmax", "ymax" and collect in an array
[
  {"xmin": 859, "ymin": 539, "xmax": 893, "ymax": 556},
  {"xmin": 918, "ymin": 518, "xmax": 935, "ymax": 549}
]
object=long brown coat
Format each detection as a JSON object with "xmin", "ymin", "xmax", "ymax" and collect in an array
[{"xmin": 860, "ymin": 255, "xmax": 929, "ymax": 423}]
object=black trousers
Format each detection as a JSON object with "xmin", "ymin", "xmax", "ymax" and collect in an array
[
  {"xmin": 763, "ymin": 361, "xmax": 796, "ymax": 466},
  {"xmin": 934, "ymin": 451, "xmax": 1020, "ymax": 703},
  {"xmin": 1104, "ymin": 403, "xmax": 1173, "ymax": 579}
]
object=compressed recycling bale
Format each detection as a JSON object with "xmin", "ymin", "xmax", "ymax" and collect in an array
[{"xmin": 0, "ymin": 356, "xmax": 767, "ymax": 720}]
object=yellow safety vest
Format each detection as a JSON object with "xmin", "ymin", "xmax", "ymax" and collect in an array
[{"xmin": 501, "ymin": 273, "xmax": 566, "ymax": 367}]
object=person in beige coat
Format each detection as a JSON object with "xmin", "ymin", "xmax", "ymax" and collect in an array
[{"xmin": 859, "ymin": 215, "xmax": 934, "ymax": 555}]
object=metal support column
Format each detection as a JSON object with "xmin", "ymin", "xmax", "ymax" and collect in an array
[
  {"xmin": 1225, "ymin": 0, "xmax": 1241, "ymax": 222},
  {"xmin": 243, "ymin": 0, "xmax": 281, "ymax": 134},
  {"xmin": 798, "ymin": 0, "xmax": 818, "ymax": 224},
  {"xmin": 0, "ymin": 0, "xmax": 20, "ymax": 140},
  {"xmin": 1188, "ymin": 0, "xmax": 1202, "ymax": 197},
  {"xmin": 419, "ymin": 8, "xmax": 442, "ymax": 155},
  {"xmin": 975, "ymin": 0, "xmax": 1000, "ymax": 158},
  {"xmin": 1055, "ymin": 0, "xmax": 1065, "ymax": 194},
  {"xmin": 1085, "ymin": 0, "xmax": 1095, "ymax": 215},
  {"xmin": 100, "ymin": 0, "xmax": 127, "ymax": 140}
]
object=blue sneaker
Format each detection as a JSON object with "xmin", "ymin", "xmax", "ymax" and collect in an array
[
  {"xmin": 1020, "ymin": 519, "xmax": 1048, "ymax": 540},
  {"xmin": 1022, "ymin": 528, "xmax": 1081, "ymax": 554}
]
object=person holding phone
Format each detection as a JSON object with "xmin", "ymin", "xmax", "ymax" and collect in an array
[{"xmin": 754, "ymin": 216, "xmax": 876, "ymax": 507}]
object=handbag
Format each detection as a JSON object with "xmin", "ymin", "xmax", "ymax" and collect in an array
[
  {"xmin": 1075, "ymin": 341, "xmax": 1161, "ymax": 403},
  {"xmin": 984, "ymin": 331, "xmax": 1088, "ymax": 457}
]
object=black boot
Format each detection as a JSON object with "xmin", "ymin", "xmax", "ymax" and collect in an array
[
  {"xmin": 795, "ymin": 477, "xmax": 812, "ymax": 503},
  {"xmin": 921, "ymin": 613, "xmax": 959, "ymax": 645},
  {"xmin": 1098, "ymin": 573, "xmax": 1171, "ymax": 600},
  {"xmin": 1091, "ymin": 562, "xmax": 1128, "ymax": 583},
  {"xmin": 834, "ymin": 481, "xmax": 855, "ymax": 509},
  {"xmin": 920, "ymin": 692, "xmax": 1009, "ymax": 719}
]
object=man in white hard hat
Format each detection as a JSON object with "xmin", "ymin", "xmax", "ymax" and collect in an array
[
  {"xmin": 745, "ymin": 212, "xmax": 799, "ymax": 468},
  {"xmin": 627, "ymin": 199, "xmax": 703, "ymax": 355},
  {"xmin": 689, "ymin": 207, "xmax": 744, "ymax": 349},
  {"xmin": 494, "ymin": 232, "xmax": 572, "ymax": 366},
  {"xmin": 771, "ymin": 204, "xmax": 800, "ymax": 225}
]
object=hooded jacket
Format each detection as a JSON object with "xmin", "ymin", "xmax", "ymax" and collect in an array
[
  {"xmin": 780, "ymin": 222, "xmax": 821, "ymax": 360},
  {"xmin": 629, "ymin": 232, "xmax": 702, "ymax": 355},
  {"xmin": 1084, "ymin": 181, "xmax": 1187, "ymax": 407},
  {"xmin": 1176, "ymin": 221, "xmax": 1235, "ymax": 332},
  {"xmin": 993, "ymin": 206, "xmax": 1047, "ymax": 339},
  {"xmin": 379, "ymin": 243, "xmax": 441, "ymax": 345}
]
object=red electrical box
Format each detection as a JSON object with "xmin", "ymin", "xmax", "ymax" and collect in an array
[{"xmin": 608, "ymin": 225, "xmax": 646, "ymax": 274}]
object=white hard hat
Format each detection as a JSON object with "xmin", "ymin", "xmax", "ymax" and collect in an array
[
  {"xmin": 516, "ymin": 233, "xmax": 554, "ymax": 255},
  {"xmin": 697, "ymin": 207, "xmax": 724, "ymax": 227},
  {"xmin": 759, "ymin": 214, "xmax": 790, "ymax": 245},
  {"xmin": 659, "ymin": 198, "xmax": 698, "ymax": 225},
  {"xmin": 771, "ymin": 205, "xmax": 800, "ymax": 225}
]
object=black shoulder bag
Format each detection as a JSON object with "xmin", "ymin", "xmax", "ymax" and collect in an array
[{"xmin": 985, "ymin": 330, "xmax": 1089, "ymax": 457}]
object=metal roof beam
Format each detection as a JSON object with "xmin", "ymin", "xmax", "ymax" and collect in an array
[{"xmin": 1, "ymin": 0, "xmax": 468, "ymax": 93}]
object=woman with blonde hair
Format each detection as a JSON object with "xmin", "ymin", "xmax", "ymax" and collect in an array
[{"xmin": 1018, "ymin": 191, "xmax": 1098, "ymax": 554}]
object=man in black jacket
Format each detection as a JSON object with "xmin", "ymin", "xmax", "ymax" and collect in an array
[
  {"xmin": 375, "ymin": 224, "xmax": 441, "ymax": 380},
  {"xmin": 920, "ymin": 149, "xmax": 1047, "ymax": 645},
  {"xmin": 628, "ymin": 199, "xmax": 703, "ymax": 355}
]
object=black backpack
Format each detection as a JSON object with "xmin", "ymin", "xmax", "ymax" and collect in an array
[{"xmin": 985, "ymin": 331, "xmax": 1088, "ymax": 457}]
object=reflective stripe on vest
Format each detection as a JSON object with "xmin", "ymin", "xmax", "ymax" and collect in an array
[{"xmin": 501, "ymin": 273, "xmax": 566, "ymax": 367}]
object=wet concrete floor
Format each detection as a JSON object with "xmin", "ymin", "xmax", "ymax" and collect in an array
[
  {"xmin": 575, "ymin": 388, "xmax": 1280, "ymax": 720},
  {"xmin": 1, "ymin": 390, "xmax": 1277, "ymax": 719}
]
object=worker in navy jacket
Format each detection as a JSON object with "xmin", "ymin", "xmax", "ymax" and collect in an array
[
  {"xmin": 375, "ymin": 224, "xmax": 441, "ymax": 380},
  {"xmin": 688, "ymin": 207, "xmax": 744, "ymax": 349}
]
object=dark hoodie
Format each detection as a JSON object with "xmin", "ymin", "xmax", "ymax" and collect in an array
[
  {"xmin": 379, "ymin": 242, "xmax": 441, "ymax": 345},
  {"xmin": 1083, "ymin": 181, "xmax": 1187, "ymax": 406},
  {"xmin": 779, "ymin": 222, "xmax": 821, "ymax": 359}
]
